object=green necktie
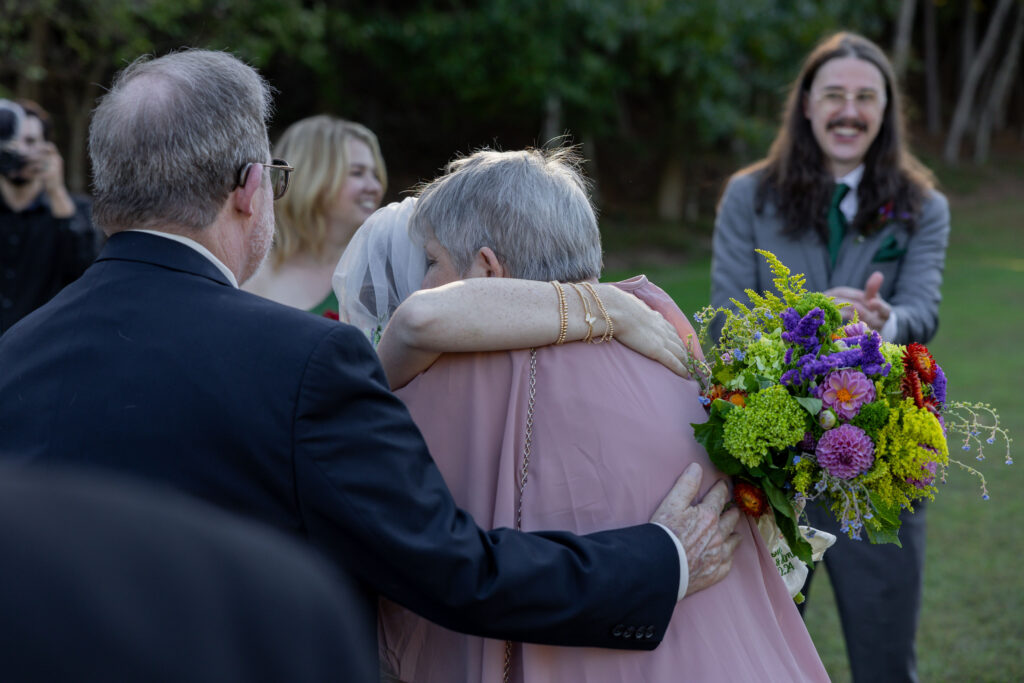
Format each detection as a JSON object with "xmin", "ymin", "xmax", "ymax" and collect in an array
[{"xmin": 827, "ymin": 182, "xmax": 850, "ymax": 269}]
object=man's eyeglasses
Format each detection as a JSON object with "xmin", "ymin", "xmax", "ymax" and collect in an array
[
  {"xmin": 236, "ymin": 158, "xmax": 294, "ymax": 200},
  {"xmin": 811, "ymin": 88, "xmax": 886, "ymax": 113}
]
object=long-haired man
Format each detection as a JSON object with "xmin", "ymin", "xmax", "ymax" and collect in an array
[{"xmin": 711, "ymin": 32, "xmax": 950, "ymax": 683}]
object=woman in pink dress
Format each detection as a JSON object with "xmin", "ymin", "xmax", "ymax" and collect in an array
[{"xmin": 334, "ymin": 148, "xmax": 828, "ymax": 682}]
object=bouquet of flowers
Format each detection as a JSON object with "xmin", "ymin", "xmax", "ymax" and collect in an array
[{"xmin": 689, "ymin": 250, "xmax": 1010, "ymax": 595}]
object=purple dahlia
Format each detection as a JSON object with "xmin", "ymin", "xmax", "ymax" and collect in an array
[{"xmin": 816, "ymin": 424, "xmax": 875, "ymax": 479}]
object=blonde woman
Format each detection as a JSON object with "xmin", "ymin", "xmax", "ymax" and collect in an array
[{"xmin": 245, "ymin": 115, "xmax": 385, "ymax": 316}]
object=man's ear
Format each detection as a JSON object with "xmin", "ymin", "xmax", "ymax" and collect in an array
[
  {"xmin": 232, "ymin": 163, "xmax": 262, "ymax": 217},
  {"xmin": 467, "ymin": 246, "xmax": 507, "ymax": 278}
]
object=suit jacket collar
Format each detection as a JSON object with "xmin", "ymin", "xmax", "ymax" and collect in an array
[{"xmin": 96, "ymin": 230, "xmax": 234, "ymax": 288}]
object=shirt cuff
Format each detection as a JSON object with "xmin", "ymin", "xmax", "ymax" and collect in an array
[
  {"xmin": 653, "ymin": 522, "xmax": 689, "ymax": 601},
  {"xmin": 880, "ymin": 310, "xmax": 899, "ymax": 342}
]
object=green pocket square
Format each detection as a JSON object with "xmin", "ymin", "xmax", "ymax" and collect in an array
[{"xmin": 872, "ymin": 235, "xmax": 906, "ymax": 262}]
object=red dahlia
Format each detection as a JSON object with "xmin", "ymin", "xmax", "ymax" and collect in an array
[
  {"xmin": 901, "ymin": 369, "xmax": 925, "ymax": 409},
  {"xmin": 733, "ymin": 481, "xmax": 769, "ymax": 518},
  {"xmin": 903, "ymin": 343, "xmax": 937, "ymax": 383}
]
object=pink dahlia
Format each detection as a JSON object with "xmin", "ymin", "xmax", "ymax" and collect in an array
[
  {"xmin": 816, "ymin": 424, "xmax": 874, "ymax": 479},
  {"xmin": 821, "ymin": 368, "xmax": 875, "ymax": 420}
]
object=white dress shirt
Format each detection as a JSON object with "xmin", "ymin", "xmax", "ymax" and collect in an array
[{"xmin": 834, "ymin": 166, "xmax": 899, "ymax": 342}]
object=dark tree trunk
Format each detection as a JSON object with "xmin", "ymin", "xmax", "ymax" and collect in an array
[
  {"xmin": 893, "ymin": 0, "xmax": 918, "ymax": 81},
  {"xmin": 944, "ymin": 0, "xmax": 1015, "ymax": 163},
  {"xmin": 923, "ymin": 0, "xmax": 942, "ymax": 134},
  {"xmin": 959, "ymin": 0, "xmax": 977, "ymax": 89},
  {"xmin": 974, "ymin": 5, "xmax": 1024, "ymax": 163}
]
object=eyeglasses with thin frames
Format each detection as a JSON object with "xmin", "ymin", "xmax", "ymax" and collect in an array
[
  {"xmin": 811, "ymin": 87, "xmax": 886, "ymax": 113},
  {"xmin": 236, "ymin": 158, "xmax": 294, "ymax": 200}
]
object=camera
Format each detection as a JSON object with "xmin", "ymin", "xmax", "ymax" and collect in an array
[{"xmin": 0, "ymin": 99, "xmax": 27, "ymax": 178}]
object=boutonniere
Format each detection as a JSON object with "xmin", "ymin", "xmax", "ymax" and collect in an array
[{"xmin": 865, "ymin": 200, "xmax": 912, "ymax": 235}]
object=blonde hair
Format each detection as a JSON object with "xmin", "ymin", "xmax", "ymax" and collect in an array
[{"xmin": 271, "ymin": 115, "xmax": 387, "ymax": 267}]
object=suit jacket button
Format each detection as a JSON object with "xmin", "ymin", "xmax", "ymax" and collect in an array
[
  {"xmin": 644, "ymin": 626, "xmax": 656, "ymax": 639},
  {"xmin": 612, "ymin": 624, "xmax": 624, "ymax": 637},
  {"xmin": 624, "ymin": 626, "xmax": 635, "ymax": 638}
]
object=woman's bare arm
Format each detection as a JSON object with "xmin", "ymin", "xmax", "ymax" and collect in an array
[{"xmin": 377, "ymin": 279, "xmax": 691, "ymax": 389}]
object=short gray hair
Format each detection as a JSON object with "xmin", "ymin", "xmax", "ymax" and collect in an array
[
  {"xmin": 409, "ymin": 147, "xmax": 602, "ymax": 282},
  {"xmin": 89, "ymin": 49, "xmax": 273, "ymax": 233}
]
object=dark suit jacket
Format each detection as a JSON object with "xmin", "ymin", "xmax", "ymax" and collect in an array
[
  {"xmin": 0, "ymin": 465, "xmax": 363, "ymax": 682},
  {"xmin": 0, "ymin": 231, "xmax": 678, "ymax": 679},
  {"xmin": 712, "ymin": 169, "xmax": 950, "ymax": 344}
]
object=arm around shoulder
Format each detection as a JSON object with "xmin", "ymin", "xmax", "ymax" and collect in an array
[{"xmin": 292, "ymin": 324, "xmax": 680, "ymax": 648}]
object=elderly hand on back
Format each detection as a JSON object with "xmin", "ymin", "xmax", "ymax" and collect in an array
[{"xmin": 651, "ymin": 463, "xmax": 742, "ymax": 597}]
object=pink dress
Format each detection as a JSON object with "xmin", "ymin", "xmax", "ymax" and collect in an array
[{"xmin": 382, "ymin": 276, "xmax": 828, "ymax": 682}]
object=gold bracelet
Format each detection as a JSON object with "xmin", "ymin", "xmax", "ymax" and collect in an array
[
  {"xmin": 582, "ymin": 282, "xmax": 613, "ymax": 343},
  {"xmin": 569, "ymin": 282, "xmax": 596, "ymax": 343},
  {"xmin": 550, "ymin": 280, "xmax": 568, "ymax": 345}
]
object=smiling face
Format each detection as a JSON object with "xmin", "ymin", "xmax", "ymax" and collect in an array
[
  {"xmin": 327, "ymin": 137, "xmax": 384, "ymax": 237},
  {"xmin": 803, "ymin": 56, "xmax": 887, "ymax": 178}
]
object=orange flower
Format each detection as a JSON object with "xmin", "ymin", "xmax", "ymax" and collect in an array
[
  {"xmin": 702, "ymin": 385, "xmax": 746, "ymax": 407},
  {"xmin": 903, "ymin": 343, "xmax": 937, "ymax": 383},
  {"xmin": 733, "ymin": 480, "xmax": 769, "ymax": 518},
  {"xmin": 704, "ymin": 385, "xmax": 727, "ymax": 402},
  {"xmin": 726, "ymin": 391, "xmax": 747, "ymax": 408}
]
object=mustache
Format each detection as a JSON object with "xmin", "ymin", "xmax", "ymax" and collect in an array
[{"xmin": 826, "ymin": 118, "xmax": 868, "ymax": 132}]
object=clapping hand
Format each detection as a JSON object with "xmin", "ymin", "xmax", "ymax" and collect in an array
[
  {"xmin": 825, "ymin": 271, "xmax": 892, "ymax": 332},
  {"xmin": 650, "ymin": 463, "xmax": 741, "ymax": 597}
]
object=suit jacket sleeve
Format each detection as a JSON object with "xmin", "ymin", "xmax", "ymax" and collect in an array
[
  {"xmin": 291, "ymin": 324, "xmax": 679, "ymax": 649},
  {"xmin": 888, "ymin": 191, "xmax": 950, "ymax": 344},
  {"xmin": 711, "ymin": 173, "xmax": 762, "ymax": 338}
]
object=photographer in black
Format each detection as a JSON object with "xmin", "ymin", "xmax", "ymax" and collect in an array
[{"xmin": 1, "ymin": 99, "xmax": 97, "ymax": 334}]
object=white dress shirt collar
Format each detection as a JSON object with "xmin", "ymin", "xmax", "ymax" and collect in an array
[
  {"xmin": 129, "ymin": 229, "xmax": 239, "ymax": 288},
  {"xmin": 836, "ymin": 164, "xmax": 864, "ymax": 224}
]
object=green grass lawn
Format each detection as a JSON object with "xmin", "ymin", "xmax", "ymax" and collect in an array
[{"xmin": 606, "ymin": 185, "xmax": 1024, "ymax": 681}]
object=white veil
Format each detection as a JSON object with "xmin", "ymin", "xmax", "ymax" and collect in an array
[{"xmin": 332, "ymin": 197, "xmax": 426, "ymax": 342}]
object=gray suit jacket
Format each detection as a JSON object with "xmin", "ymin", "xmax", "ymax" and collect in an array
[{"xmin": 711, "ymin": 169, "xmax": 950, "ymax": 345}]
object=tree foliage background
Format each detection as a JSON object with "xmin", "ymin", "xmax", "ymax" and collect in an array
[{"xmin": 2, "ymin": 0, "xmax": 1021, "ymax": 232}]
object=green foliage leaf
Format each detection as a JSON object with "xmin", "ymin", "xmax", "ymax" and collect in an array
[
  {"xmin": 692, "ymin": 400, "xmax": 745, "ymax": 475},
  {"xmin": 868, "ymin": 489, "xmax": 902, "ymax": 526},
  {"xmin": 772, "ymin": 506, "xmax": 814, "ymax": 565},
  {"xmin": 795, "ymin": 396, "xmax": 823, "ymax": 416},
  {"xmin": 863, "ymin": 490, "xmax": 904, "ymax": 546},
  {"xmin": 864, "ymin": 519, "xmax": 903, "ymax": 547}
]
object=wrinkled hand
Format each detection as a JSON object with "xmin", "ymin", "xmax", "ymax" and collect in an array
[
  {"xmin": 651, "ymin": 463, "xmax": 742, "ymax": 597},
  {"xmin": 601, "ymin": 285, "xmax": 691, "ymax": 379},
  {"xmin": 825, "ymin": 271, "xmax": 891, "ymax": 332}
]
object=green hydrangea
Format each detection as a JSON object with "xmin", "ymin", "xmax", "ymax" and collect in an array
[
  {"xmin": 723, "ymin": 385, "xmax": 808, "ymax": 468},
  {"xmin": 850, "ymin": 400, "xmax": 890, "ymax": 434},
  {"xmin": 878, "ymin": 342, "xmax": 906, "ymax": 395},
  {"xmin": 794, "ymin": 292, "xmax": 843, "ymax": 333},
  {"xmin": 743, "ymin": 332, "xmax": 789, "ymax": 382}
]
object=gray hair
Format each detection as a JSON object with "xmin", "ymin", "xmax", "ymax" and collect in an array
[
  {"xmin": 409, "ymin": 147, "xmax": 602, "ymax": 282},
  {"xmin": 89, "ymin": 49, "xmax": 273, "ymax": 233}
]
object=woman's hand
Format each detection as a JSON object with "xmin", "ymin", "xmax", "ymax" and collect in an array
[{"xmin": 597, "ymin": 284, "xmax": 692, "ymax": 379}]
